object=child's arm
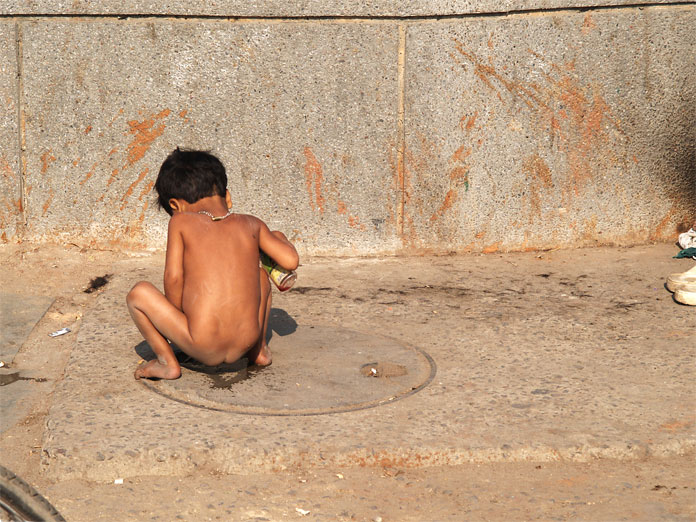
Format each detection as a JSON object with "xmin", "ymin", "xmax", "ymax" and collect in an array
[
  {"xmin": 258, "ymin": 220, "xmax": 299, "ymax": 271},
  {"xmin": 163, "ymin": 215, "xmax": 185, "ymax": 310}
]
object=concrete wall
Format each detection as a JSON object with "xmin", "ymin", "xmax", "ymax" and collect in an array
[{"xmin": 0, "ymin": 3, "xmax": 694, "ymax": 255}]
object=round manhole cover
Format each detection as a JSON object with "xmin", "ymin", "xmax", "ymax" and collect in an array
[{"xmin": 140, "ymin": 325, "xmax": 436, "ymax": 416}]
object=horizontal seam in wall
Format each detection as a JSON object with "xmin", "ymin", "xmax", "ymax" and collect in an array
[{"xmin": 0, "ymin": 2, "xmax": 694, "ymax": 23}]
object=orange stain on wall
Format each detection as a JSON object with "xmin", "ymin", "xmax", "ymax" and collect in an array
[
  {"xmin": 124, "ymin": 109, "xmax": 171, "ymax": 169},
  {"xmin": 464, "ymin": 111, "xmax": 478, "ymax": 132},
  {"xmin": 0, "ymin": 154, "xmax": 14, "ymax": 181},
  {"xmin": 430, "ymin": 189, "xmax": 458, "ymax": 222},
  {"xmin": 107, "ymin": 168, "xmax": 120, "ymax": 186},
  {"xmin": 482, "ymin": 242, "xmax": 500, "ymax": 254},
  {"xmin": 303, "ymin": 147, "xmax": 325, "ymax": 214},
  {"xmin": 581, "ymin": 13, "xmax": 596, "ymax": 35},
  {"xmin": 523, "ymin": 153, "xmax": 553, "ymax": 218},
  {"xmin": 451, "ymin": 145, "xmax": 472, "ymax": 163},
  {"xmin": 42, "ymin": 189, "xmax": 55, "ymax": 216},
  {"xmin": 80, "ymin": 161, "xmax": 99, "ymax": 186},
  {"xmin": 138, "ymin": 180, "xmax": 155, "ymax": 201},
  {"xmin": 449, "ymin": 166, "xmax": 470, "ymax": 183},
  {"xmin": 452, "ymin": 38, "xmax": 624, "ymax": 201},
  {"xmin": 523, "ymin": 153, "xmax": 553, "ymax": 187},
  {"xmin": 40, "ymin": 150, "xmax": 56, "ymax": 175},
  {"xmin": 121, "ymin": 168, "xmax": 149, "ymax": 210}
]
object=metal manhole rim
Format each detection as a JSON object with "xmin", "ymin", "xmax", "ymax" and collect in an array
[{"xmin": 139, "ymin": 327, "xmax": 437, "ymax": 416}]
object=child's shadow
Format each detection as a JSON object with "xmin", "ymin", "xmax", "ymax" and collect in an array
[
  {"xmin": 266, "ymin": 307, "xmax": 297, "ymax": 344},
  {"xmin": 134, "ymin": 307, "xmax": 297, "ymax": 379}
]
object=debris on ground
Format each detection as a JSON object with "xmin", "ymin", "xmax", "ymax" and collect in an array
[
  {"xmin": 48, "ymin": 328, "xmax": 71, "ymax": 337},
  {"xmin": 84, "ymin": 274, "xmax": 112, "ymax": 294}
]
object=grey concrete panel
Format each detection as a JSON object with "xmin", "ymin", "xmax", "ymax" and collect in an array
[
  {"xmin": 0, "ymin": 293, "xmax": 53, "ymax": 363},
  {"xmin": 404, "ymin": 6, "xmax": 696, "ymax": 252},
  {"xmin": 1, "ymin": 1, "xmax": 692, "ymax": 17},
  {"xmin": 0, "ymin": 21, "xmax": 21, "ymax": 241},
  {"xmin": 21, "ymin": 20, "xmax": 400, "ymax": 254}
]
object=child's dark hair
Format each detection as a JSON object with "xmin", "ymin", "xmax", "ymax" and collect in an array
[{"xmin": 155, "ymin": 148, "xmax": 227, "ymax": 215}]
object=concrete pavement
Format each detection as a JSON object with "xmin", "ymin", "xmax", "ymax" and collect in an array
[{"xmin": 31, "ymin": 244, "xmax": 695, "ymax": 482}]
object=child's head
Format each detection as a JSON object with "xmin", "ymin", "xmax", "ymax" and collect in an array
[{"xmin": 155, "ymin": 148, "xmax": 228, "ymax": 215}]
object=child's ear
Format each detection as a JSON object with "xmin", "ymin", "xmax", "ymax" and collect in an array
[
  {"xmin": 169, "ymin": 198, "xmax": 185, "ymax": 213},
  {"xmin": 225, "ymin": 190, "xmax": 232, "ymax": 210}
]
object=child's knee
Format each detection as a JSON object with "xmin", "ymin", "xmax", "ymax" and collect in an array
[{"xmin": 126, "ymin": 281, "xmax": 151, "ymax": 306}]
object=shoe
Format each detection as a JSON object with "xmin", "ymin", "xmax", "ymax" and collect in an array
[
  {"xmin": 666, "ymin": 265, "xmax": 696, "ymax": 293},
  {"xmin": 674, "ymin": 288, "xmax": 696, "ymax": 306}
]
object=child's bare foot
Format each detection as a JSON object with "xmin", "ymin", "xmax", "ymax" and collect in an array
[
  {"xmin": 134, "ymin": 359, "xmax": 181, "ymax": 380},
  {"xmin": 250, "ymin": 344, "xmax": 272, "ymax": 367}
]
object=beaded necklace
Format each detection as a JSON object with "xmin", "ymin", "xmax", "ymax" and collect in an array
[{"xmin": 198, "ymin": 209, "xmax": 233, "ymax": 221}]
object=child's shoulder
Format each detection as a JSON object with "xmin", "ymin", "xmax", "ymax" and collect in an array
[
  {"xmin": 167, "ymin": 212, "xmax": 215, "ymax": 235},
  {"xmin": 234, "ymin": 213, "xmax": 262, "ymax": 225},
  {"xmin": 168, "ymin": 211, "xmax": 202, "ymax": 227}
]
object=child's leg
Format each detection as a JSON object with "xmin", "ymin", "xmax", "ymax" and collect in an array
[
  {"xmin": 244, "ymin": 267, "xmax": 272, "ymax": 366},
  {"xmin": 126, "ymin": 281, "xmax": 194, "ymax": 380}
]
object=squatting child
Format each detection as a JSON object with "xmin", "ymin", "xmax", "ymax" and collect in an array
[{"xmin": 126, "ymin": 149, "xmax": 299, "ymax": 380}]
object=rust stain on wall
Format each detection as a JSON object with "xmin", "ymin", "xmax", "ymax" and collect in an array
[
  {"xmin": 124, "ymin": 109, "xmax": 171, "ymax": 170},
  {"xmin": 523, "ymin": 153, "xmax": 553, "ymax": 218},
  {"xmin": 0, "ymin": 154, "xmax": 21, "ymax": 224},
  {"xmin": 80, "ymin": 161, "xmax": 99, "ymax": 186},
  {"xmin": 42, "ymin": 189, "xmax": 55, "ymax": 217},
  {"xmin": 451, "ymin": 144, "xmax": 472, "ymax": 163},
  {"xmin": 648, "ymin": 201, "xmax": 690, "ymax": 241},
  {"xmin": 0, "ymin": 154, "xmax": 15, "ymax": 182},
  {"xmin": 403, "ymin": 134, "xmax": 442, "ymax": 244},
  {"xmin": 581, "ymin": 216, "xmax": 598, "ymax": 240},
  {"xmin": 451, "ymin": 39, "xmax": 625, "ymax": 205},
  {"xmin": 482, "ymin": 242, "xmax": 500, "ymax": 254},
  {"xmin": 348, "ymin": 215, "xmax": 365, "ymax": 230},
  {"xmin": 121, "ymin": 168, "xmax": 149, "ymax": 210},
  {"xmin": 581, "ymin": 13, "xmax": 597, "ymax": 35},
  {"xmin": 138, "ymin": 180, "xmax": 155, "ymax": 201},
  {"xmin": 303, "ymin": 147, "xmax": 325, "ymax": 214},
  {"xmin": 459, "ymin": 111, "xmax": 478, "ymax": 133},
  {"xmin": 523, "ymin": 153, "xmax": 553, "ymax": 188},
  {"xmin": 302, "ymin": 148, "xmax": 368, "ymax": 231},
  {"xmin": 430, "ymin": 189, "xmax": 458, "ymax": 222},
  {"xmin": 108, "ymin": 108, "xmax": 125, "ymax": 128},
  {"xmin": 138, "ymin": 200, "xmax": 150, "ymax": 224},
  {"xmin": 651, "ymin": 211, "xmax": 673, "ymax": 241},
  {"xmin": 40, "ymin": 149, "xmax": 56, "ymax": 175},
  {"xmin": 428, "ymin": 137, "xmax": 474, "ymax": 226},
  {"xmin": 336, "ymin": 198, "xmax": 366, "ymax": 231},
  {"xmin": 107, "ymin": 168, "xmax": 120, "ymax": 186}
]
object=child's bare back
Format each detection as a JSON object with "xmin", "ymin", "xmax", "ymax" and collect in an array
[{"xmin": 126, "ymin": 149, "xmax": 299, "ymax": 380}]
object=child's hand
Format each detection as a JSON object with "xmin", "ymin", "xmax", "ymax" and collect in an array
[{"xmin": 259, "ymin": 225, "xmax": 299, "ymax": 271}]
